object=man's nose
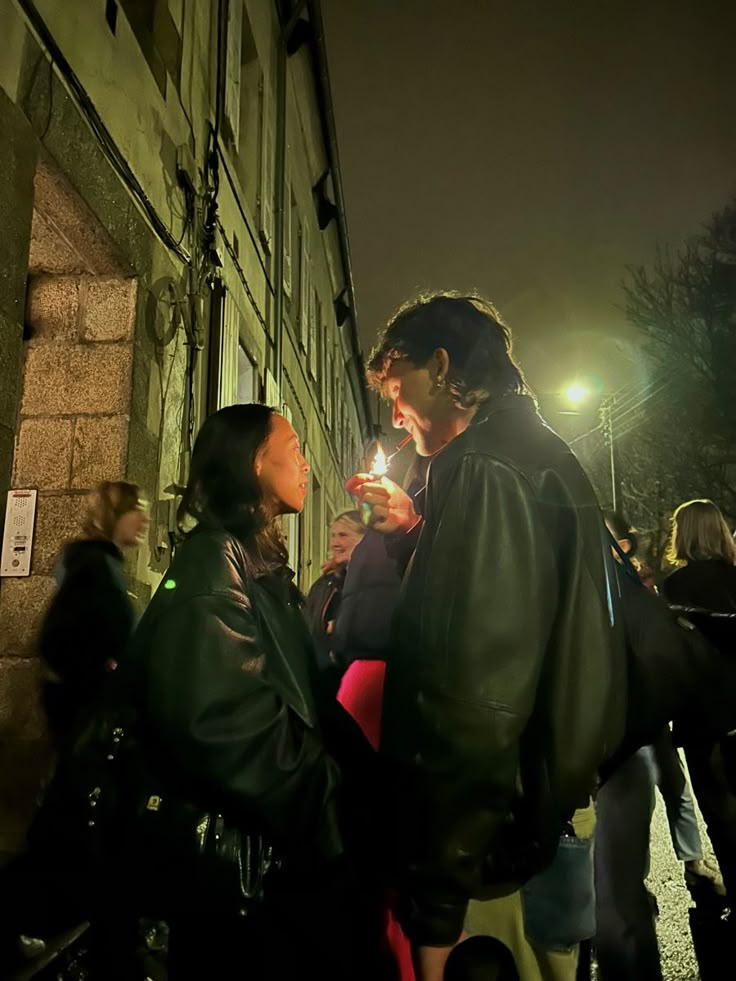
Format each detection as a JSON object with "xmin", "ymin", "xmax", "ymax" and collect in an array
[{"xmin": 392, "ymin": 401, "xmax": 405, "ymax": 430}]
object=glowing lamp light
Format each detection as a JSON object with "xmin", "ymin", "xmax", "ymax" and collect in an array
[
  {"xmin": 163, "ymin": 578, "xmax": 177, "ymax": 590},
  {"xmin": 564, "ymin": 383, "xmax": 589, "ymax": 406},
  {"xmin": 371, "ymin": 444, "xmax": 388, "ymax": 477}
]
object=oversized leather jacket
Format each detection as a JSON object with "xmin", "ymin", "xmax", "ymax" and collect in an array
[
  {"xmin": 126, "ymin": 526, "xmax": 343, "ymax": 860},
  {"xmin": 381, "ymin": 395, "xmax": 627, "ymax": 944}
]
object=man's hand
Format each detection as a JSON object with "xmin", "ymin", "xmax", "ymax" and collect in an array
[{"xmin": 345, "ymin": 473, "xmax": 420, "ymax": 535}]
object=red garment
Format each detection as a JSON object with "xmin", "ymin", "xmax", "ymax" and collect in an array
[
  {"xmin": 337, "ymin": 659, "xmax": 386, "ymax": 751},
  {"xmin": 337, "ymin": 660, "xmax": 416, "ymax": 981}
]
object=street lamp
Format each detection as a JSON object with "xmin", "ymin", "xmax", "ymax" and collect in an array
[
  {"xmin": 561, "ymin": 381, "xmax": 619, "ymax": 512},
  {"xmin": 564, "ymin": 382, "xmax": 589, "ymax": 407}
]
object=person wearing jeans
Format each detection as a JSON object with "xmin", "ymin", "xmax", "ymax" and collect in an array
[
  {"xmin": 642, "ymin": 728, "xmax": 724, "ymax": 897},
  {"xmin": 465, "ymin": 803, "xmax": 596, "ymax": 981}
]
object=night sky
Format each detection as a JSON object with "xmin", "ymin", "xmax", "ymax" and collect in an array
[{"xmin": 323, "ymin": 0, "xmax": 736, "ymax": 400}]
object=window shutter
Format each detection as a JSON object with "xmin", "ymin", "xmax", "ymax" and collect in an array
[
  {"xmin": 283, "ymin": 160, "xmax": 292, "ymax": 297},
  {"xmin": 326, "ymin": 345, "xmax": 334, "ymax": 429},
  {"xmin": 308, "ymin": 288, "xmax": 318, "ymax": 379},
  {"xmin": 299, "ymin": 223, "xmax": 311, "ymax": 349},
  {"xmin": 223, "ymin": 0, "xmax": 242, "ymax": 145},
  {"xmin": 259, "ymin": 84, "xmax": 274, "ymax": 253},
  {"xmin": 216, "ymin": 290, "xmax": 239, "ymax": 408}
]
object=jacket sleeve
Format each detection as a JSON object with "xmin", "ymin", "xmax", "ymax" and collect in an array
[
  {"xmin": 142, "ymin": 589, "xmax": 342, "ymax": 857},
  {"xmin": 382, "ymin": 452, "xmax": 558, "ymax": 945}
]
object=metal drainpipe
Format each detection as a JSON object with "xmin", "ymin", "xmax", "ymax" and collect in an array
[{"xmin": 272, "ymin": 31, "xmax": 287, "ymax": 403}]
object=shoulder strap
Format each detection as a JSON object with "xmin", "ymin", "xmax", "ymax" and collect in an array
[{"xmin": 607, "ymin": 530, "xmax": 642, "ymax": 584}]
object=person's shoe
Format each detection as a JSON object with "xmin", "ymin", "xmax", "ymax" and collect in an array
[{"xmin": 685, "ymin": 858, "xmax": 728, "ymax": 910}]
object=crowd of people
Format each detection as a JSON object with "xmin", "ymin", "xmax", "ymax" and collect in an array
[{"xmin": 2, "ymin": 292, "xmax": 736, "ymax": 981}]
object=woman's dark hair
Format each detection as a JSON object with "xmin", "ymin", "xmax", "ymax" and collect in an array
[
  {"xmin": 366, "ymin": 292, "xmax": 529, "ymax": 408},
  {"xmin": 178, "ymin": 403, "xmax": 288, "ymax": 571},
  {"xmin": 604, "ymin": 510, "xmax": 639, "ymax": 557}
]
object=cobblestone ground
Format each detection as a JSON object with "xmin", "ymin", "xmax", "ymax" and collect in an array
[
  {"xmin": 592, "ymin": 792, "xmax": 714, "ymax": 981},
  {"xmin": 647, "ymin": 794, "xmax": 705, "ymax": 981}
]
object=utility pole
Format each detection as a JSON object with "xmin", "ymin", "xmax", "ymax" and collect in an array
[{"xmin": 601, "ymin": 395, "xmax": 620, "ymax": 512}]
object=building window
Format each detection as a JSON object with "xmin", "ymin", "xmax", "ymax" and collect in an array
[
  {"xmin": 237, "ymin": 343, "xmax": 257, "ymax": 403},
  {"xmin": 117, "ymin": 0, "xmax": 182, "ymax": 96},
  {"xmin": 223, "ymin": 1, "xmax": 262, "ymax": 221}
]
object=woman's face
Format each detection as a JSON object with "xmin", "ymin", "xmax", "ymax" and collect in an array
[
  {"xmin": 257, "ymin": 413, "xmax": 310, "ymax": 515},
  {"xmin": 330, "ymin": 519, "xmax": 363, "ymax": 567},
  {"xmin": 114, "ymin": 505, "xmax": 148, "ymax": 549}
]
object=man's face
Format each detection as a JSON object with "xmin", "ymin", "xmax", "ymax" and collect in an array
[{"xmin": 383, "ymin": 357, "xmax": 455, "ymax": 457}]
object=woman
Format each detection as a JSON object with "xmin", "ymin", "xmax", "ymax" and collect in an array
[
  {"xmin": 125, "ymin": 404, "xmax": 384, "ymax": 980},
  {"xmin": 595, "ymin": 511, "xmax": 703, "ymax": 981},
  {"xmin": 605, "ymin": 510, "xmax": 717, "ymax": 892},
  {"xmin": 662, "ymin": 498, "xmax": 736, "ymax": 903},
  {"xmin": 663, "ymin": 499, "xmax": 736, "ymax": 610},
  {"xmin": 304, "ymin": 510, "xmax": 366, "ymax": 694},
  {"xmin": 39, "ymin": 480, "xmax": 147, "ymax": 746},
  {"xmin": 0, "ymin": 482, "xmax": 148, "ymax": 977}
]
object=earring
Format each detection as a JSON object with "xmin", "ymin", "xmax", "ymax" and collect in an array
[{"xmin": 433, "ymin": 378, "xmax": 446, "ymax": 393}]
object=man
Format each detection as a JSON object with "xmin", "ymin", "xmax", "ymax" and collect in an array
[{"xmin": 352, "ymin": 293, "xmax": 627, "ymax": 981}]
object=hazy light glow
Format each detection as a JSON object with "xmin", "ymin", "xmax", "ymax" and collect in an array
[{"xmin": 564, "ymin": 383, "xmax": 589, "ymax": 406}]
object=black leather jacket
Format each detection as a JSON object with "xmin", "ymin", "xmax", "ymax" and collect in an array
[
  {"xmin": 381, "ymin": 395, "xmax": 627, "ymax": 944},
  {"xmin": 126, "ymin": 527, "xmax": 343, "ymax": 861}
]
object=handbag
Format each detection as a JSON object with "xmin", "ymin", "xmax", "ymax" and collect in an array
[{"xmin": 28, "ymin": 704, "xmax": 275, "ymax": 919}]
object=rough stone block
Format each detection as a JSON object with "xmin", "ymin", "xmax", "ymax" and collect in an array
[
  {"xmin": 0, "ymin": 738, "xmax": 53, "ymax": 848},
  {"xmin": 0, "ymin": 575, "xmax": 56, "ymax": 658},
  {"xmin": 30, "ymin": 161, "xmax": 128, "ymax": 277},
  {"xmin": 21, "ymin": 343, "xmax": 132, "ymax": 416},
  {"xmin": 0, "ymin": 424, "xmax": 13, "ymax": 500},
  {"xmin": 31, "ymin": 493, "xmax": 87, "ymax": 575},
  {"xmin": 25, "ymin": 274, "xmax": 80, "ymax": 342},
  {"xmin": 71, "ymin": 415, "xmax": 128, "ymax": 489},
  {"xmin": 13, "ymin": 417, "xmax": 73, "ymax": 489},
  {"xmin": 0, "ymin": 658, "xmax": 44, "ymax": 740},
  {"xmin": 0, "ymin": 311, "xmax": 23, "ymax": 430},
  {"xmin": 0, "ymin": 738, "xmax": 51, "ymax": 847},
  {"xmin": 82, "ymin": 277, "xmax": 137, "ymax": 343}
]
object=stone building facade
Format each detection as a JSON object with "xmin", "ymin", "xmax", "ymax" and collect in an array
[{"xmin": 0, "ymin": 0, "xmax": 371, "ymax": 856}]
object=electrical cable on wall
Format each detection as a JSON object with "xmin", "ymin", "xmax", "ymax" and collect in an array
[{"xmin": 16, "ymin": 0, "xmax": 192, "ymax": 266}]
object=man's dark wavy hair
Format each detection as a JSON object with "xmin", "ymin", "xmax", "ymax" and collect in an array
[
  {"xmin": 178, "ymin": 403, "xmax": 288, "ymax": 572},
  {"xmin": 366, "ymin": 292, "xmax": 529, "ymax": 408}
]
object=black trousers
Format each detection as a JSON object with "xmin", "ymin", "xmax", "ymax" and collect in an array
[
  {"xmin": 685, "ymin": 735, "xmax": 736, "ymax": 900},
  {"xmin": 167, "ymin": 862, "xmax": 395, "ymax": 981},
  {"xmin": 594, "ymin": 750, "xmax": 663, "ymax": 981}
]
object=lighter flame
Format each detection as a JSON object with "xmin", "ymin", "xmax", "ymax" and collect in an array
[{"xmin": 371, "ymin": 444, "xmax": 388, "ymax": 477}]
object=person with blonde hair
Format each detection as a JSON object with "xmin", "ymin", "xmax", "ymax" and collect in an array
[
  {"xmin": 662, "ymin": 498, "xmax": 736, "ymax": 907},
  {"xmin": 304, "ymin": 509, "xmax": 367, "ymax": 694},
  {"xmin": 664, "ymin": 499, "xmax": 736, "ymax": 609}
]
